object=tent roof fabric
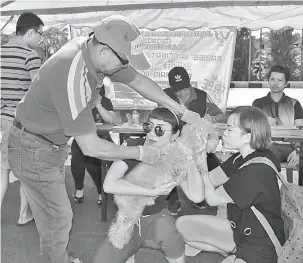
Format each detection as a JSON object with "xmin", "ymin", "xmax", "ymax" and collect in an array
[
  {"xmin": 1, "ymin": 1, "xmax": 303, "ymax": 15},
  {"xmin": 1, "ymin": 1, "xmax": 303, "ymax": 33}
]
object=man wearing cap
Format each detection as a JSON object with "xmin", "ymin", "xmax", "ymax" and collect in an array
[
  {"xmin": 7, "ymin": 15, "xmax": 199, "ymax": 263},
  {"xmin": 165, "ymin": 66, "xmax": 225, "ymax": 123},
  {"xmin": 164, "ymin": 66, "xmax": 225, "ymax": 212}
]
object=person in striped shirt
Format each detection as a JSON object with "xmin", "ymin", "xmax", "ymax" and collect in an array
[{"xmin": 1, "ymin": 12, "xmax": 44, "ymax": 225}]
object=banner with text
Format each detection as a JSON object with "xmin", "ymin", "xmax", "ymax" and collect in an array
[{"xmin": 137, "ymin": 27, "xmax": 237, "ymax": 111}]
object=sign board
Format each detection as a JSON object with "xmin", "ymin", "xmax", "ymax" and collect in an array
[
  {"xmin": 136, "ymin": 27, "xmax": 237, "ymax": 111},
  {"xmin": 71, "ymin": 26, "xmax": 237, "ymax": 111}
]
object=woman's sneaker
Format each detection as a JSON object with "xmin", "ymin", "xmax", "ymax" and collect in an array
[
  {"xmin": 168, "ymin": 200, "xmax": 182, "ymax": 215},
  {"xmin": 193, "ymin": 200, "xmax": 209, "ymax": 209}
]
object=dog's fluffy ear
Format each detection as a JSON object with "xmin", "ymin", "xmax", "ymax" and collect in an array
[
  {"xmin": 197, "ymin": 118, "xmax": 214, "ymax": 134},
  {"xmin": 206, "ymin": 132, "xmax": 220, "ymax": 153}
]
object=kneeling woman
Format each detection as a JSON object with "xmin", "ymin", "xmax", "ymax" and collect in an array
[
  {"xmin": 176, "ymin": 106, "xmax": 285, "ymax": 263},
  {"xmin": 93, "ymin": 107, "xmax": 204, "ymax": 263}
]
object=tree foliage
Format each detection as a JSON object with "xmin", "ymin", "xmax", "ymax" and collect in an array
[
  {"xmin": 1, "ymin": 27, "xmax": 70, "ymax": 62},
  {"xmin": 232, "ymin": 28, "xmax": 257, "ymax": 81},
  {"xmin": 265, "ymin": 28, "xmax": 301, "ymax": 81},
  {"xmin": 232, "ymin": 28, "xmax": 250, "ymax": 81},
  {"xmin": 232, "ymin": 28, "xmax": 302, "ymax": 81}
]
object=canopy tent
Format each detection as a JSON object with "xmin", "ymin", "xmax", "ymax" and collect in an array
[
  {"xmin": 1, "ymin": 0, "xmax": 303, "ymax": 34},
  {"xmin": 1, "ymin": 0, "xmax": 302, "ymax": 110}
]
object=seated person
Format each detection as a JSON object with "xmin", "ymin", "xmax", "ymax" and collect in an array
[
  {"xmin": 71, "ymin": 84, "xmax": 115, "ymax": 204},
  {"xmin": 252, "ymin": 65, "xmax": 303, "ymax": 170},
  {"xmin": 93, "ymin": 107, "xmax": 204, "ymax": 263},
  {"xmin": 164, "ymin": 66, "xmax": 226, "ymax": 123},
  {"xmin": 164, "ymin": 66, "xmax": 224, "ymax": 211},
  {"xmin": 176, "ymin": 106, "xmax": 285, "ymax": 263}
]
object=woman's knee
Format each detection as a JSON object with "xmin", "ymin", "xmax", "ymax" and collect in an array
[
  {"xmin": 176, "ymin": 215, "xmax": 235, "ymax": 252},
  {"xmin": 175, "ymin": 215, "xmax": 196, "ymax": 238}
]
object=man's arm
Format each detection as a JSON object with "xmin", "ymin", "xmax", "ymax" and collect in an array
[
  {"xmin": 26, "ymin": 50, "xmax": 42, "ymax": 80},
  {"xmin": 75, "ymin": 132, "xmax": 159, "ymax": 164},
  {"xmin": 111, "ymin": 66, "xmax": 201, "ymax": 124},
  {"xmin": 75, "ymin": 132, "xmax": 140, "ymax": 161},
  {"xmin": 125, "ymin": 71, "xmax": 183, "ymax": 115},
  {"xmin": 206, "ymin": 102, "xmax": 226, "ymax": 123}
]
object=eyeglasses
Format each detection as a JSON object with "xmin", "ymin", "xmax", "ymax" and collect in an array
[
  {"xmin": 35, "ymin": 30, "xmax": 44, "ymax": 37},
  {"xmin": 99, "ymin": 42, "xmax": 129, "ymax": 66},
  {"xmin": 143, "ymin": 122, "xmax": 172, "ymax": 137}
]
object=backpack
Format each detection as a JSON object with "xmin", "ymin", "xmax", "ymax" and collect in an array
[{"xmin": 239, "ymin": 157, "xmax": 303, "ymax": 263}]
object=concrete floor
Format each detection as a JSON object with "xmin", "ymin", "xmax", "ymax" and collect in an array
[{"xmin": 1, "ymin": 166, "xmax": 224, "ymax": 263}]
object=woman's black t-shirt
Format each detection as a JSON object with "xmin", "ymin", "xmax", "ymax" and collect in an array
[{"xmin": 221, "ymin": 150, "xmax": 285, "ymax": 263}]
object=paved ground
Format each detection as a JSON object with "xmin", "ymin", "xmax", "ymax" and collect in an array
[{"xmin": 1, "ymin": 166, "xmax": 224, "ymax": 263}]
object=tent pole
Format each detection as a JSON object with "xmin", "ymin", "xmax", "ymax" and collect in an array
[
  {"xmin": 1, "ymin": 15, "xmax": 14, "ymax": 32},
  {"xmin": 301, "ymin": 29, "xmax": 303, "ymax": 81},
  {"xmin": 0, "ymin": 0, "xmax": 15, "ymax": 8},
  {"xmin": 248, "ymin": 30, "xmax": 252, "ymax": 82},
  {"xmin": 259, "ymin": 28, "xmax": 262, "ymax": 80},
  {"xmin": 3, "ymin": 1, "xmax": 303, "ymax": 16}
]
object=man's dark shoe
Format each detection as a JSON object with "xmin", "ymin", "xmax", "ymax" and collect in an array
[
  {"xmin": 69, "ymin": 252, "xmax": 83, "ymax": 263},
  {"xmin": 168, "ymin": 200, "xmax": 181, "ymax": 215},
  {"xmin": 193, "ymin": 200, "xmax": 209, "ymax": 209}
]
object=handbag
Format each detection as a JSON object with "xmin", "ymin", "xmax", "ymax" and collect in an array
[{"xmin": 239, "ymin": 157, "xmax": 303, "ymax": 263}]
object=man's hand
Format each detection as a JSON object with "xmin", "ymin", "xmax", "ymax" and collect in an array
[
  {"xmin": 141, "ymin": 145, "xmax": 161, "ymax": 164},
  {"xmin": 204, "ymin": 114, "xmax": 215, "ymax": 123},
  {"xmin": 181, "ymin": 109, "xmax": 201, "ymax": 125},
  {"xmin": 268, "ymin": 117, "xmax": 277, "ymax": 126},
  {"xmin": 151, "ymin": 182, "xmax": 178, "ymax": 196},
  {"xmin": 287, "ymin": 149, "xmax": 299, "ymax": 169},
  {"xmin": 92, "ymin": 94, "xmax": 102, "ymax": 107}
]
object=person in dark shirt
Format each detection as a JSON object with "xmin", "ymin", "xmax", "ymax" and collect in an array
[
  {"xmin": 252, "ymin": 65, "xmax": 303, "ymax": 171},
  {"xmin": 176, "ymin": 106, "xmax": 284, "ymax": 263},
  {"xmin": 71, "ymin": 84, "xmax": 115, "ymax": 204},
  {"xmin": 164, "ymin": 67, "xmax": 225, "ymax": 123},
  {"xmin": 164, "ymin": 66, "xmax": 225, "ymax": 212},
  {"xmin": 93, "ymin": 107, "xmax": 204, "ymax": 263}
]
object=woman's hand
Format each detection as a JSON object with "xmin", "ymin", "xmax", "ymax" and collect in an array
[
  {"xmin": 287, "ymin": 149, "xmax": 299, "ymax": 168},
  {"xmin": 177, "ymin": 139, "xmax": 194, "ymax": 156},
  {"xmin": 150, "ymin": 182, "xmax": 178, "ymax": 196}
]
